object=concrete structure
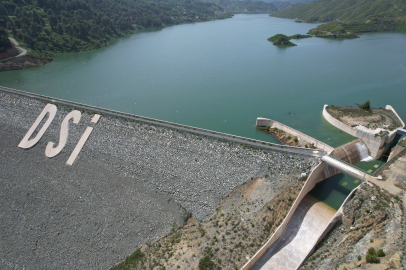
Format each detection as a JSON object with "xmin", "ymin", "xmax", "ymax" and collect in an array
[
  {"xmin": 250, "ymin": 196, "xmax": 336, "ymax": 270},
  {"xmin": 242, "ymin": 161, "xmax": 337, "ymax": 270},
  {"xmin": 397, "ymin": 128, "xmax": 406, "ymax": 136},
  {"xmin": 321, "ymin": 155, "xmax": 367, "ymax": 181},
  {"xmin": 388, "ymin": 144, "xmax": 406, "ymax": 161},
  {"xmin": 330, "ymin": 139, "xmax": 369, "ymax": 165},
  {"xmin": 243, "ymin": 142, "xmax": 373, "ymax": 270},
  {"xmin": 256, "ymin": 117, "xmax": 334, "ymax": 153},
  {"xmin": 322, "ymin": 105, "xmax": 404, "ymax": 159}
]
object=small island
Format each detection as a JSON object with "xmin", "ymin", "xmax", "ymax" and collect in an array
[{"xmin": 267, "ymin": 33, "xmax": 312, "ymax": 46}]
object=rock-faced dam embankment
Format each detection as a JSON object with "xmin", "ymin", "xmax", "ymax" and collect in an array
[{"xmin": 0, "ymin": 91, "xmax": 318, "ymax": 270}]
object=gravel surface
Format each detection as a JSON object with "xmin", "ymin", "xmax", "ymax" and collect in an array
[{"xmin": 0, "ymin": 92, "xmax": 317, "ymax": 269}]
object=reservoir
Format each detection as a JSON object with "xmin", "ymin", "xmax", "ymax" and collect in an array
[{"xmin": 1, "ymin": 14, "xmax": 406, "ymax": 147}]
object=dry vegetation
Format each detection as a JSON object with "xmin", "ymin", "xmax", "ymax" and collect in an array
[
  {"xmin": 301, "ymin": 183, "xmax": 405, "ymax": 270},
  {"xmin": 111, "ymin": 175, "xmax": 308, "ymax": 270},
  {"xmin": 258, "ymin": 127, "xmax": 315, "ymax": 149},
  {"xmin": 327, "ymin": 105, "xmax": 402, "ymax": 137}
]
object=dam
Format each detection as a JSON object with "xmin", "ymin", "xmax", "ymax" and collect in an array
[
  {"xmin": 1, "ymin": 86, "xmax": 404, "ymax": 269},
  {"xmin": 247, "ymin": 113, "xmax": 405, "ymax": 270},
  {"xmin": 0, "ymin": 87, "xmax": 320, "ymax": 269}
]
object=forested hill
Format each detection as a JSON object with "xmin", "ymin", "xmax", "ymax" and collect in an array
[
  {"xmin": 199, "ymin": 0, "xmax": 277, "ymax": 14},
  {"xmin": 271, "ymin": 0, "xmax": 406, "ymax": 23},
  {"xmin": 0, "ymin": 28, "xmax": 12, "ymax": 51},
  {"xmin": 0, "ymin": 0, "xmax": 230, "ymax": 57}
]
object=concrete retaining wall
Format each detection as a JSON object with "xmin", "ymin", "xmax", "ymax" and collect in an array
[
  {"xmin": 386, "ymin": 105, "xmax": 405, "ymax": 128},
  {"xmin": 330, "ymin": 139, "xmax": 367, "ymax": 165},
  {"xmin": 256, "ymin": 117, "xmax": 334, "ymax": 153},
  {"xmin": 375, "ymin": 146, "xmax": 406, "ymax": 176},
  {"xmin": 322, "ymin": 105, "xmax": 403, "ymax": 159},
  {"xmin": 241, "ymin": 161, "xmax": 337, "ymax": 270},
  {"xmin": 388, "ymin": 144, "xmax": 405, "ymax": 161}
]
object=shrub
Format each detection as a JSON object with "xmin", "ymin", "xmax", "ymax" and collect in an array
[
  {"xmin": 199, "ymin": 255, "xmax": 214, "ymax": 270},
  {"xmin": 366, "ymin": 247, "xmax": 380, "ymax": 263},
  {"xmin": 125, "ymin": 248, "xmax": 143, "ymax": 265},
  {"xmin": 377, "ymin": 249, "xmax": 385, "ymax": 257},
  {"xmin": 184, "ymin": 212, "xmax": 192, "ymax": 224},
  {"xmin": 357, "ymin": 255, "xmax": 362, "ymax": 261},
  {"xmin": 366, "ymin": 254, "xmax": 380, "ymax": 263},
  {"xmin": 294, "ymin": 137, "xmax": 298, "ymax": 143}
]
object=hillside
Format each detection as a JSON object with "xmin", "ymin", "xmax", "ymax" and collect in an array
[
  {"xmin": 0, "ymin": 28, "xmax": 12, "ymax": 52},
  {"xmin": 199, "ymin": 0, "xmax": 278, "ymax": 14},
  {"xmin": 257, "ymin": 0, "xmax": 318, "ymax": 12},
  {"xmin": 272, "ymin": 0, "xmax": 406, "ymax": 22},
  {"xmin": 0, "ymin": 0, "xmax": 230, "ymax": 59}
]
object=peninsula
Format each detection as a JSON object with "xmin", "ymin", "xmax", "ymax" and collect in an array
[{"xmin": 270, "ymin": 0, "xmax": 406, "ymax": 39}]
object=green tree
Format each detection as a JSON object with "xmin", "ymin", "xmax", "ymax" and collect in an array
[
  {"xmin": 0, "ymin": 27, "xmax": 11, "ymax": 51},
  {"xmin": 377, "ymin": 249, "xmax": 385, "ymax": 257},
  {"xmin": 360, "ymin": 100, "xmax": 371, "ymax": 111}
]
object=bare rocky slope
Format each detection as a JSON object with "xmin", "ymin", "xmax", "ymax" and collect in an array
[{"xmin": 301, "ymin": 182, "xmax": 404, "ymax": 270}]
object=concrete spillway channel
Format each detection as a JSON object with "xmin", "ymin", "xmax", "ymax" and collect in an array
[
  {"xmin": 251, "ymin": 195, "xmax": 336, "ymax": 270},
  {"xmin": 243, "ymin": 142, "xmax": 372, "ymax": 270}
]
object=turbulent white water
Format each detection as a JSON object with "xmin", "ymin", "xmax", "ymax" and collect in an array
[
  {"xmin": 355, "ymin": 142, "xmax": 374, "ymax": 161},
  {"xmin": 361, "ymin": 156, "xmax": 375, "ymax": 162}
]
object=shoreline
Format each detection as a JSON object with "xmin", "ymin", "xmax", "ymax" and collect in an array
[{"xmin": 0, "ymin": 14, "xmax": 233, "ymax": 73}]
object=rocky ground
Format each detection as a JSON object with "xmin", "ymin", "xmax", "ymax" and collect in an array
[
  {"xmin": 0, "ymin": 91, "xmax": 317, "ymax": 269},
  {"xmin": 301, "ymin": 183, "xmax": 404, "ymax": 270},
  {"xmin": 111, "ymin": 176, "xmax": 309, "ymax": 270},
  {"xmin": 0, "ymin": 55, "xmax": 50, "ymax": 72}
]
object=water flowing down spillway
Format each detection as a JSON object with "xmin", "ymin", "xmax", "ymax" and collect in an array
[
  {"xmin": 355, "ymin": 141, "xmax": 374, "ymax": 162},
  {"xmin": 361, "ymin": 156, "xmax": 375, "ymax": 162}
]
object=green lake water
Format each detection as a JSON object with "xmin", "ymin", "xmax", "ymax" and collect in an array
[
  {"xmin": 1, "ymin": 14, "xmax": 406, "ymax": 148},
  {"xmin": 308, "ymin": 173, "xmax": 361, "ymax": 210},
  {"xmin": 353, "ymin": 159, "xmax": 384, "ymax": 174}
]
